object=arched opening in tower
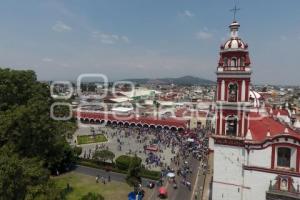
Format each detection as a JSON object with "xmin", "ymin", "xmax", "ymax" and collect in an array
[
  {"xmin": 226, "ymin": 115, "xmax": 238, "ymax": 136},
  {"xmin": 228, "ymin": 83, "xmax": 238, "ymax": 102}
]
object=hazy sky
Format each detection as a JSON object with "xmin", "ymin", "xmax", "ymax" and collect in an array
[{"xmin": 0, "ymin": 0, "xmax": 299, "ymax": 85}]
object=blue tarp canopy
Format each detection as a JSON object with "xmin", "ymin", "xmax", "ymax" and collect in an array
[{"xmin": 128, "ymin": 192, "xmax": 143, "ymax": 200}]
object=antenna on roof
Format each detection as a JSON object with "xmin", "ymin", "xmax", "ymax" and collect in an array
[{"xmin": 230, "ymin": 0, "xmax": 241, "ymax": 21}]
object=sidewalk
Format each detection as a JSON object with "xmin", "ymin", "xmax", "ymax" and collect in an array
[
  {"xmin": 202, "ymin": 152, "xmax": 213, "ymax": 200},
  {"xmin": 191, "ymin": 166, "xmax": 205, "ymax": 200}
]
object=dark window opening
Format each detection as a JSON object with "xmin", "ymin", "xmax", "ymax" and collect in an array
[
  {"xmin": 228, "ymin": 83, "xmax": 238, "ymax": 102},
  {"xmin": 226, "ymin": 116, "xmax": 238, "ymax": 136},
  {"xmin": 277, "ymin": 147, "xmax": 291, "ymax": 168},
  {"xmin": 224, "ymin": 58, "xmax": 228, "ymax": 67},
  {"xmin": 231, "ymin": 58, "xmax": 237, "ymax": 67}
]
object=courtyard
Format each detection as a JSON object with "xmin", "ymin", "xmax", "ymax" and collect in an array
[{"xmin": 74, "ymin": 125, "xmax": 180, "ymax": 171}]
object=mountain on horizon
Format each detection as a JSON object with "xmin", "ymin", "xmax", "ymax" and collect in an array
[{"xmin": 122, "ymin": 75, "xmax": 215, "ymax": 86}]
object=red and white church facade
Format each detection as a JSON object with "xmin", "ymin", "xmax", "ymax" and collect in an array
[{"xmin": 210, "ymin": 20, "xmax": 300, "ymax": 200}]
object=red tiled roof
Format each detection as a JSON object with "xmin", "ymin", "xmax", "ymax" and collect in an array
[
  {"xmin": 175, "ymin": 108, "xmax": 207, "ymax": 118},
  {"xmin": 266, "ymin": 108, "xmax": 290, "ymax": 117},
  {"xmin": 249, "ymin": 112, "xmax": 299, "ymax": 142},
  {"xmin": 175, "ymin": 108, "xmax": 188, "ymax": 117},
  {"xmin": 259, "ymin": 92, "xmax": 272, "ymax": 100},
  {"xmin": 75, "ymin": 111, "xmax": 188, "ymax": 128}
]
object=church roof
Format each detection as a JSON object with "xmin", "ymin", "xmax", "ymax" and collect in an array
[
  {"xmin": 248, "ymin": 112, "xmax": 299, "ymax": 142},
  {"xmin": 266, "ymin": 107, "xmax": 290, "ymax": 117}
]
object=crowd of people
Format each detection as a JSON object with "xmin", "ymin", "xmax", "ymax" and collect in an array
[
  {"xmin": 95, "ymin": 124, "xmax": 183, "ymax": 170},
  {"xmin": 79, "ymin": 123, "xmax": 210, "ymax": 194},
  {"xmin": 162, "ymin": 127, "xmax": 210, "ymax": 191}
]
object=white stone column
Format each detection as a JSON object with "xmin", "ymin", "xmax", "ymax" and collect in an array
[
  {"xmin": 242, "ymin": 111, "xmax": 245, "ymax": 137},
  {"xmin": 220, "ymin": 110, "xmax": 223, "ymax": 135},
  {"xmin": 221, "ymin": 80, "xmax": 225, "ymax": 101},
  {"xmin": 241, "ymin": 80, "xmax": 245, "ymax": 101}
]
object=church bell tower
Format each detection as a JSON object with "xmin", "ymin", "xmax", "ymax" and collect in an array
[{"xmin": 215, "ymin": 20, "xmax": 252, "ymax": 138}]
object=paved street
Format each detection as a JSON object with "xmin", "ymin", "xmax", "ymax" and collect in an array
[
  {"xmin": 165, "ymin": 156, "xmax": 202, "ymax": 200},
  {"xmin": 75, "ymin": 160, "xmax": 205, "ymax": 200},
  {"xmin": 75, "ymin": 165, "xmax": 126, "ymax": 183}
]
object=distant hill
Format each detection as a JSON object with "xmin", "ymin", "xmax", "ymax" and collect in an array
[{"xmin": 122, "ymin": 76, "xmax": 215, "ymax": 86}]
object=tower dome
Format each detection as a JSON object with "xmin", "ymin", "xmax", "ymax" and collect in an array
[
  {"xmin": 218, "ymin": 20, "xmax": 251, "ymax": 68},
  {"xmin": 221, "ymin": 21, "xmax": 248, "ymax": 51}
]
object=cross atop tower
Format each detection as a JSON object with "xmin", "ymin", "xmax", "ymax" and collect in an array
[{"xmin": 230, "ymin": 3, "xmax": 241, "ymax": 21}]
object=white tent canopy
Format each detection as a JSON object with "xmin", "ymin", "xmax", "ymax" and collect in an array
[
  {"xmin": 109, "ymin": 97, "xmax": 131, "ymax": 103},
  {"xmin": 111, "ymin": 107, "xmax": 133, "ymax": 113},
  {"xmin": 167, "ymin": 172, "xmax": 175, "ymax": 178}
]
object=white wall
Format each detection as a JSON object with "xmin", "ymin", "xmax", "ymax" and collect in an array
[
  {"xmin": 244, "ymin": 171, "xmax": 300, "ymax": 200},
  {"xmin": 291, "ymin": 148, "xmax": 297, "ymax": 169},
  {"xmin": 213, "ymin": 144, "xmax": 245, "ymax": 200},
  {"xmin": 248, "ymin": 147, "xmax": 272, "ymax": 168},
  {"xmin": 292, "ymin": 176, "xmax": 300, "ymax": 191},
  {"xmin": 212, "ymin": 182, "xmax": 242, "ymax": 200},
  {"xmin": 209, "ymin": 137, "xmax": 215, "ymax": 151},
  {"xmin": 213, "ymin": 143, "xmax": 300, "ymax": 200},
  {"xmin": 243, "ymin": 170, "xmax": 276, "ymax": 200}
]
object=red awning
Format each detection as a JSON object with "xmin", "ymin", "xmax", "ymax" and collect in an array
[
  {"xmin": 159, "ymin": 187, "xmax": 167, "ymax": 195},
  {"xmin": 146, "ymin": 145, "xmax": 159, "ymax": 152}
]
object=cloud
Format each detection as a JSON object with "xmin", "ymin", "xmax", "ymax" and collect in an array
[
  {"xmin": 42, "ymin": 57, "xmax": 53, "ymax": 62},
  {"xmin": 52, "ymin": 21, "xmax": 72, "ymax": 32},
  {"xmin": 181, "ymin": 10, "xmax": 195, "ymax": 18},
  {"xmin": 196, "ymin": 30, "xmax": 213, "ymax": 40},
  {"xmin": 92, "ymin": 31, "xmax": 130, "ymax": 44},
  {"xmin": 121, "ymin": 36, "xmax": 130, "ymax": 43}
]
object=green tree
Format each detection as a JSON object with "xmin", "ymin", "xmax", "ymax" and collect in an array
[
  {"xmin": 115, "ymin": 155, "xmax": 132, "ymax": 170},
  {"xmin": 126, "ymin": 155, "xmax": 142, "ymax": 186},
  {"xmin": 0, "ymin": 68, "xmax": 77, "ymax": 197},
  {"xmin": 0, "ymin": 69, "xmax": 77, "ymax": 172},
  {"xmin": 0, "ymin": 146, "xmax": 50, "ymax": 200},
  {"xmin": 128, "ymin": 155, "xmax": 142, "ymax": 177},
  {"xmin": 73, "ymin": 146, "xmax": 83, "ymax": 157},
  {"xmin": 93, "ymin": 150, "xmax": 115, "ymax": 163},
  {"xmin": 0, "ymin": 69, "xmax": 37, "ymax": 111}
]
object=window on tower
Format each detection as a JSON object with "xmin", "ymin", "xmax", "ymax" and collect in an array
[
  {"xmin": 228, "ymin": 83, "xmax": 238, "ymax": 102},
  {"xmin": 231, "ymin": 57, "xmax": 237, "ymax": 67},
  {"xmin": 277, "ymin": 147, "xmax": 291, "ymax": 168},
  {"xmin": 223, "ymin": 57, "xmax": 228, "ymax": 66},
  {"xmin": 226, "ymin": 115, "xmax": 238, "ymax": 136}
]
